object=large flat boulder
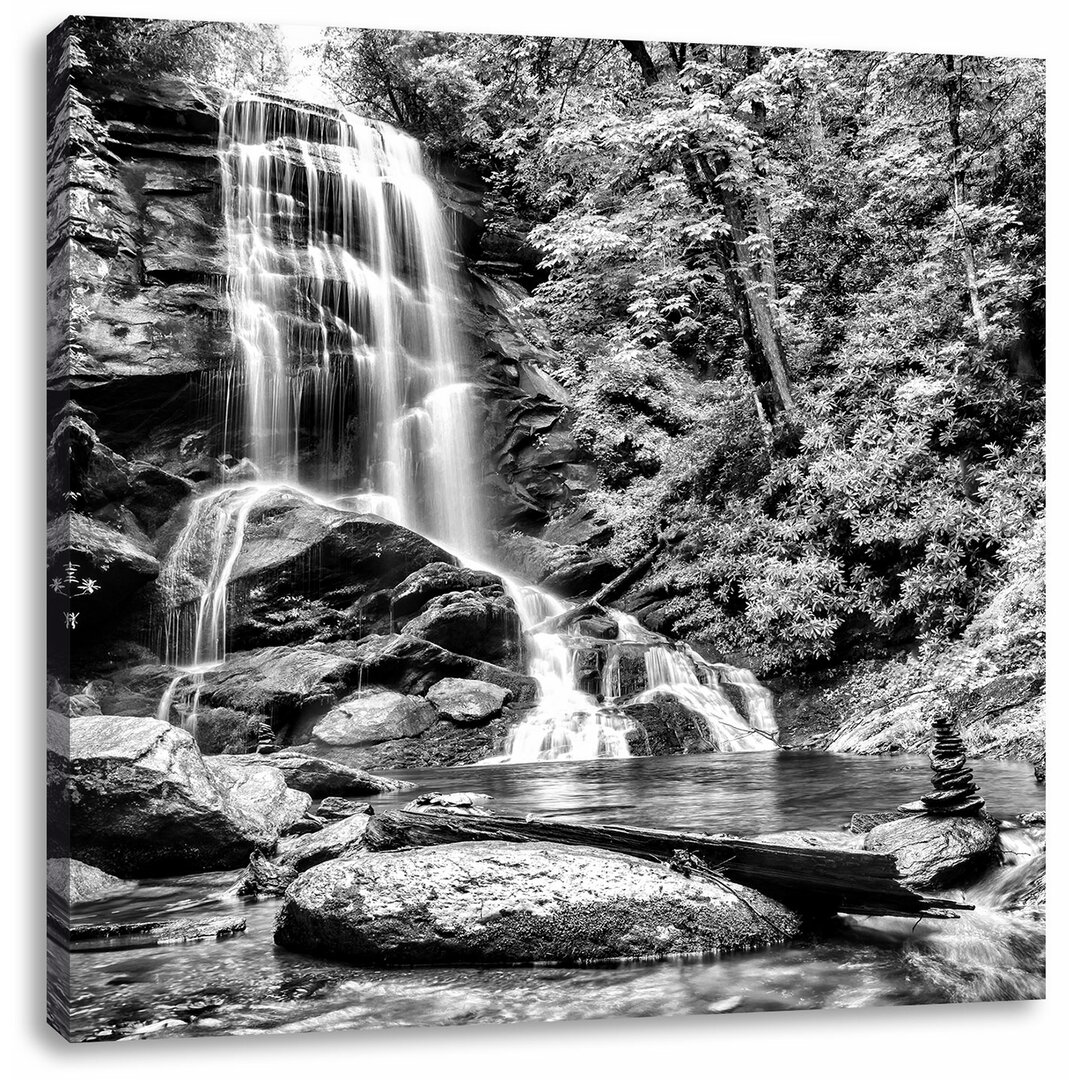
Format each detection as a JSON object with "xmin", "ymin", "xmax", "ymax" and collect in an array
[
  {"xmin": 51, "ymin": 713, "xmax": 278, "ymax": 876},
  {"xmin": 307, "ymin": 690, "xmax": 438, "ymax": 746},
  {"xmin": 863, "ymin": 813, "xmax": 1000, "ymax": 888},
  {"xmin": 427, "ymin": 677, "xmax": 512, "ymax": 725},
  {"xmin": 275, "ymin": 841, "xmax": 801, "ymax": 965},
  {"xmin": 208, "ymin": 749, "xmax": 412, "ymax": 797}
]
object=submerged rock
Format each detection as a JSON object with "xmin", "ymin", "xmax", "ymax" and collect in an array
[
  {"xmin": 52, "ymin": 714, "xmax": 278, "ymax": 875},
  {"xmin": 275, "ymin": 840, "xmax": 801, "ymax": 965},
  {"xmin": 67, "ymin": 916, "xmax": 246, "ymax": 951},
  {"xmin": 426, "ymin": 677, "xmax": 512, "ymax": 725},
  {"xmin": 863, "ymin": 813, "xmax": 1000, "ymax": 888},
  {"xmin": 307, "ymin": 689, "xmax": 438, "ymax": 746},
  {"xmin": 209, "ymin": 749, "xmax": 412, "ymax": 797}
]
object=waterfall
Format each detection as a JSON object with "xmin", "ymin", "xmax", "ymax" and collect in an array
[
  {"xmin": 217, "ymin": 94, "xmax": 483, "ymax": 552},
  {"xmin": 158, "ymin": 93, "xmax": 484, "ymax": 724},
  {"xmin": 155, "ymin": 91, "xmax": 779, "ymax": 764}
]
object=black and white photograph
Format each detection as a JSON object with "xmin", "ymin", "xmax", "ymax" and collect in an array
[{"xmin": 43, "ymin": 8, "xmax": 1049, "ymax": 1047}]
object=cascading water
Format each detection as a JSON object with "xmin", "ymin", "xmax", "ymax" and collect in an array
[
  {"xmin": 497, "ymin": 582, "xmax": 636, "ymax": 762},
  {"xmin": 157, "ymin": 93, "xmax": 485, "ymax": 725},
  {"xmin": 497, "ymin": 599, "xmax": 778, "ymax": 762},
  {"xmin": 216, "ymin": 94, "xmax": 482, "ymax": 550},
  {"xmin": 155, "ymin": 90, "xmax": 780, "ymax": 763}
]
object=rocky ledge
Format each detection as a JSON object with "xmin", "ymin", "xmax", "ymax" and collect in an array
[{"xmin": 47, "ymin": 711, "xmax": 404, "ymax": 877}]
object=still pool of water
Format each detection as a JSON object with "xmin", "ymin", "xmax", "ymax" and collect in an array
[{"xmin": 63, "ymin": 751, "xmax": 1045, "ymax": 1040}]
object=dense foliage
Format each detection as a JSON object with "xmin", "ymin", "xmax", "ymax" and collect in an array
[
  {"xmin": 72, "ymin": 16, "xmax": 290, "ymax": 90},
  {"xmin": 324, "ymin": 33, "xmax": 1044, "ymax": 672},
  {"xmin": 77, "ymin": 20, "xmax": 1046, "ymax": 674}
]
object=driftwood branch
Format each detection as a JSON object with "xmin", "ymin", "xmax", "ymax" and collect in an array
[{"xmin": 363, "ymin": 809, "xmax": 971, "ymax": 919}]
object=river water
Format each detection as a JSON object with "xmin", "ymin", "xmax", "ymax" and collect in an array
[{"xmin": 64, "ymin": 751, "xmax": 1044, "ymax": 1040}]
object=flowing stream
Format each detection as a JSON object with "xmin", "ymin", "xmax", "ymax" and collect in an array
[
  {"xmin": 61, "ymin": 752, "xmax": 1045, "ymax": 1040},
  {"xmin": 154, "ymin": 91, "xmax": 776, "ymax": 760}
]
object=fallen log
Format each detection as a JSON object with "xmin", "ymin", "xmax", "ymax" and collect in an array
[{"xmin": 363, "ymin": 809, "xmax": 971, "ymax": 919}]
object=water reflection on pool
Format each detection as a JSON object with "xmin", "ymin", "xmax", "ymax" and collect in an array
[{"xmin": 64, "ymin": 751, "xmax": 1044, "ymax": 1040}]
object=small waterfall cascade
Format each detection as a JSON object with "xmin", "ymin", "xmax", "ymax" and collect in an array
[
  {"xmin": 497, "ymin": 593, "xmax": 779, "ymax": 762},
  {"xmin": 498, "ymin": 581, "xmax": 636, "ymax": 762},
  {"xmin": 156, "ymin": 483, "xmax": 268, "ymax": 730}
]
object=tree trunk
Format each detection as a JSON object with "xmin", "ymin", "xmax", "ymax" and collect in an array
[
  {"xmin": 943, "ymin": 54, "xmax": 992, "ymax": 345},
  {"xmin": 363, "ymin": 808, "xmax": 971, "ymax": 919},
  {"xmin": 621, "ymin": 40, "xmax": 795, "ymax": 424}
]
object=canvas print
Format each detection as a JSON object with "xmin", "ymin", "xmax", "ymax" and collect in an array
[{"xmin": 46, "ymin": 15, "xmax": 1046, "ymax": 1041}]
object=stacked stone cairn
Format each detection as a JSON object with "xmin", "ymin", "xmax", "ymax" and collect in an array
[{"xmin": 898, "ymin": 712, "xmax": 984, "ymax": 815}]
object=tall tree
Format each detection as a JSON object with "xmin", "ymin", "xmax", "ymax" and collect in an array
[{"xmin": 622, "ymin": 39, "xmax": 795, "ymax": 425}]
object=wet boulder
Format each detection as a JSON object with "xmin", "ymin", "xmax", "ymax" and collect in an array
[
  {"xmin": 231, "ymin": 851, "xmax": 299, "ymax": 898},
  {"xmin": 573, "ymin": 615, "xmax": 619, "ymax": 640},
  {"xmin": 47, "ymin": 858, "xmax": 129, "ymax": 904},
  {"xmin": 351, "ymin": 633, "xmax": 536, "ymax": 700},
  {"xmin": 276, "ymin": 812, "xmax": 375, "ymax": 872},
  {"xmin": 496, "ymin": 532, "xmax": 618, "ymax": 599},
  {"xmin": 187, "ymin": 707, "xmax": 265, "ymax": 755},
  {"xmin": 338, "ymin": 710, "xmax": 517, "ymax": 770},
  {"xmin": 195, "ymin": 645, "xmax": 363, "ymax": 732},
  {"xmin": 203, "ymin": 758, "xmax": 312, "ymax": 837},
  {"xmin": 91, "ymin": 663, "xmax": 178, "ymax": 717},
  {"xmin": 624, "ymin": 694, "xmax": 717, "ymax": 756},
  {"xmin": 863, "ymin": 813, "xmax": 1000, "ymax": 888},
  {"xmin": 160, "ymin": 488, "xmax": 453, "ymax": 650},
  {"xmin": 390, "ymin": 561, "xmax": 503, "ymax": 620},
  {"xmin": 305, "ymin": 689, "xmax": 438, "ymax": 747},
  {"xmin": 210, "ymin": 749, "xmax": 412, "ymax": 797},
  {"xmin": 52, "ymin": 714, "xmax": 278, "ymax": 875},
  {"xmin": 427, "ymin": 677, "xmax": 512, "ymax": 725},
  {"xmin": 316, "ymin": 797, "xmax": 374, "ymax": 821},
  {"xmin": 276, "ymin": 841, "xmax": 801, "ymax": 965},
  {"xmin": 399, "ymin": 589, "xmax": 520, "ymax": 667}
]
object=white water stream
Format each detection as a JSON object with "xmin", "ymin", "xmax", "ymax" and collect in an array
[{"xmin": 156, "ymin": 92, "xmax": 778, "ymax": 760}]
